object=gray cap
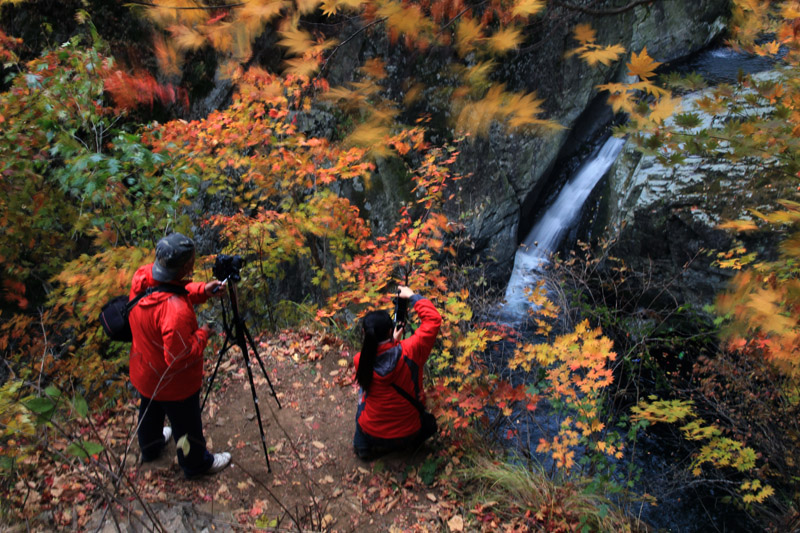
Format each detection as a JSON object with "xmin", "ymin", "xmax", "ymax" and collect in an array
[{"xmin": 152, "ymin": 233, "xmax": 195, "ymax": 282}]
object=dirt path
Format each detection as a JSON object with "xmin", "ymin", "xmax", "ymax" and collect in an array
[{"xmin": 121, "ymin": 329, "xmax": 461, "ymax": 532}]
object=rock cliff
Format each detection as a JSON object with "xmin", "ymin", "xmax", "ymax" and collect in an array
[
  {"xmin": 338, "ymin": 0, "xmax": 730, "ymax": 283},
  {"xmin": 598, "ymin": 68, "xmax": 788, "ymax": 306}
]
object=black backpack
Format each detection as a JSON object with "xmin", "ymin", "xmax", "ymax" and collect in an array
[{"xmin": 99, "ymin": 285, "xmax": 188, "ymax": 342}]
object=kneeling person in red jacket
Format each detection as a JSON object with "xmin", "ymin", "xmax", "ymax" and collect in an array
[
  {"xmin": 353, "ymin": 286, "xmax": 442, "ymax": 460},
  {"xmin": 129, "ymin": 233, "xmax": 230, "ymax": 477}
]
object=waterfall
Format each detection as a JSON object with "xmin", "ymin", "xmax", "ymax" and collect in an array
[{"xmin": 501, "ymin": 136, "xmax": 626, "ymax": 319}]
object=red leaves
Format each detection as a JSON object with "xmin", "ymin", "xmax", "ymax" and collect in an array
[
  {"xmin": 0, "ymin": 29, "xmax": 22, "ymax": 64},
  {"xmin": 2, "ymin": 279, "xmax": 28, "ymax": 309},
  {"xmin": 103, "ymin": 70, "xmax": 181, "ymax": 111}
]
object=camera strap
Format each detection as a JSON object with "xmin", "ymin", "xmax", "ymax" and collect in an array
[
  {"xmin": 125, "ymin": 284, "xmax": 189, "ymax": 314},
  {"xmin": 391, "ymin": 383, "xmax": 425, "ymax": 415}
]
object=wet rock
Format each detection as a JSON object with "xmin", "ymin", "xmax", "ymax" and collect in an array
[{"xmin": 600, "ymin": 70, "xmax": 787, "ymax": 306}]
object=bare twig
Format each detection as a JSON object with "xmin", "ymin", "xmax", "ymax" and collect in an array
[{"xmin": 552, "ymin": 0, "xmax": 658, "ymax": 17}]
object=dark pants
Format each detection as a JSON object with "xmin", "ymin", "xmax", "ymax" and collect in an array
[
  {"xmin": 353, "ymin": 413, "xmax": 437, "ymax": 460},
  {"xmin": 138, "ymin": 389, "xmax": 213, "ymax": 477}
]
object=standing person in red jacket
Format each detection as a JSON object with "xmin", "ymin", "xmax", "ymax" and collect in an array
[
  {"xmin": 129, "ymin": 232, "xmax": 231, "ymax": 478},
  {"xmin": 353, "ymin": 286, "xmax": 442, "ymax": 460}
]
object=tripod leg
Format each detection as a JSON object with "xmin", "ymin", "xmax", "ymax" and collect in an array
[
  {"xmin": 239, "ymin": 339, "xmax": 272, "ymax": 473},
  {"xmin": 201, "ymin": 336, "xmax": 233, "ymax": 412},
  {"xmin": 242, "ymin": 321, "xmax": 282, "ymax": 410}
]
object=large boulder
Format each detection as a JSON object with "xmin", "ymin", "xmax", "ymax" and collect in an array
[{"xmin": 598, "ymin": 69, "xmax": 788, "ymax": 307}]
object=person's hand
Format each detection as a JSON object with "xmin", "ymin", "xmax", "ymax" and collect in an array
[
  {"xmin": 397, "ymin": 286, "xmax": 414, "ymax": 299},
  {"xmin": 199, "ymin": 324, "xmax": 215, "ymax": 336},
  {"xmin": 205, "ymin": 280, "xmax": 226, "ymax": 297},
  {"xmin": 393, "ymin": 325, "xmax": 405, "ymax": 342}
]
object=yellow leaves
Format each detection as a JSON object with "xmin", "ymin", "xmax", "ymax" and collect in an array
[
  {"xmin": 324, "ymin": 82, "xmax": 379, "ymax": 110},
  {"xmin": 741, "ymin": 480, "xmax": 775, "ymax": 504},
  {"xmin": 627, "ymin": 47, "xmax": 661, "ymax": 80},
  {"xmin": 462, "ymin": 61, "xmax": 494, "ymax": 88},
  {"xmin": 320, "ymin": 0, "xmax": 362, "ymax": 16},
  {"xmin": 153, "ymin": 34, "xmax": 182, "ymax": 77},
  {"xmin": 631, "ymin": 397, "xmax": 695, "ymax": 424},
  {"xmin": 680, "ymin": 420, "xmax": 721, "ymax": 441},
  {"xmin": 344, "ymin": 121, "xmax": 392, "ymax": 156},
  {"xmin": 456, "ymin": 18, "xmax": 483, "ymax": 57},
  {"xmin": 593, "ymin": 46, "xmax": 676, "ymax": 129},
  {"xmin": 635, "ymin": 395, "xmax": 767, "ymax": 497},
  {"xmin": 360, "ymin": 58, "xmax": 386, "ymax": 80},
  {"xmin": 718, "ymin": 219, "xmax": 759, "ymax": 232},
  {"xmin": 581, "ymin": 44, "xmax": 626, "ymax": 67},
  {"xmin": 277, "ymin": 21, "xmax": 335, "ymax": 75},
  {"xmin": 713, "ymin": 244, "xmax": 757, "ymax": 270},
  {"xmin": 754, "ymin": 40, "xmax": 781, "ymax": 56},
  {"xmin": 572, "ymin": 23, "xmax": 596, "ymax": 45},
  {"xmin": 169, "ymin": 25, "xmax": 206, "ymax": 51},
  {"xmin": 455, "ymin": 84, "xmax": 559, "ymax": 136},
  {"xmin": 443, "ymin": 295, "xmax": 473, "ymax": 323},
  {"xmin": 597, "ymin": 83, "xmax": 635, "ymax": 114},
  {"xmin": 239, "ymin": 0, "xmax": 285, "ymax": 27},
  {"xmin": 379, "ymin": 1, "xmax": 433, "ymax": 44},
  {"xmin": 486, "ymin": 27, "xmax": 523, "ymax": 55},
  {"xmin": 648, "ymin": 94, "xmax": 681, "ymax": 124},
  {"xmin": 278, "ymin": 25, "xmax": 314, "ymax": 56},
  {"xmin": 693, "ymin": 437, "xmax": 757, "ymax": 474},
  {"xmin": 282, "ymin": 56, "xmax": 322, "ymax": 77},
  {"xmin": 403, "ymin": 82, "xmax": 424, "ymax": 106},
  {"xmin": 205, "ymin": 21, "xmax": 235, "ymax": 53},
  {"xmin": 505, "ymin": 91, "xmax": 555, "ymax": 131},
  {"xmin": 509, "ymin": 342, "xmax": 555, "ymax": 371},
  {"xmin": 567, "ymin": 23, "xmax": 626, "ymax": 67},
  {"xmin": 511, "ymin": 0, "xmax": 545, "ymax": 18},
  {"xmin": 296, "ymin": 0, "xmax": 321, "ymax": 15},
  {"xmin": 780, "ymin": 3, "xmax": 800, "ymax": 18}
]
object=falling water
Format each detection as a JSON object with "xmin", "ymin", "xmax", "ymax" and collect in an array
[{"xmin": 501, "ymin": 136, "xmax": 626, "ymax": 319}]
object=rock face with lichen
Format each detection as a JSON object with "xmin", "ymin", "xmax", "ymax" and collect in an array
[
  {"xmin": 597, "ymin": 70, "xmax": 789, "ymax": 306},
  {"xmin": 329, "ymin": 1, "xmax": 730, "ymax": 284}
]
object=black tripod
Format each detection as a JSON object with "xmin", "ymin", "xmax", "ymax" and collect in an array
[{"xmin": 201, "ymin": 280, "xmax": 281, "ymax": 472}]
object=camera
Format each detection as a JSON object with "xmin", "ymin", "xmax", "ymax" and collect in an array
[
  {"xmin": 393, "ymin": 294, "xmax": 408, "ymax": 328},
  {"xmin": 213, "ymin": 254, "xmax": 244, "ymax": 283}
]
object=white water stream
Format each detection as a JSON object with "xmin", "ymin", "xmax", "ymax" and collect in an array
[{"xmin": 501, "ymin": 136, "xmax": 626, "ymax": 318}]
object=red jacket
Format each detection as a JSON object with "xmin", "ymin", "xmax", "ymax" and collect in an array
[
  {"xmin": 354, "ymin": 296, "xmax": 442, "ymax": 439},
  {"xmin": 128, "ymin": 264, "xmax": 211, "ymax": 401}
]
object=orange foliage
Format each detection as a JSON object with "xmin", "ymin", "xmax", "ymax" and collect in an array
[{"xmin": 103, "ymin": 70, "xmax": 185, "ymax": 111}]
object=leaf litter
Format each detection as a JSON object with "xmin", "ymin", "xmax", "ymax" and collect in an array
[{"xmin": 2, "ymin": 328, "xmax": 468, "ymax": 532}]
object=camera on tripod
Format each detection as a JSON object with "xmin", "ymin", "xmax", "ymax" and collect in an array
[{"xmin": 213, "ymin": 254, "xmax": 244, "ymax": 283}]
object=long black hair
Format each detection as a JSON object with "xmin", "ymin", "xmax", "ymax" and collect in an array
[{"xmin": 356, "ymin": 310, "xmax": 393, "ymax": 391}]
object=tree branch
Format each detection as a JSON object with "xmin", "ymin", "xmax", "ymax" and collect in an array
[
  {"xmin": 125, "ymin": 1, "xmax": 245, "ymax": 10},
  {"xmin": 553, "ymin": 0, "xmax": 658, "ymax": 17}
]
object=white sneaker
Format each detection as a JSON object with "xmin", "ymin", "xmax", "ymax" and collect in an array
[
  {"xmin": 162, "ymin": 426, "xmax": 172, "ymax": 444},
  {"xmin": 205, "ymin": 452, "xmax": 231, "ymax": 475}
]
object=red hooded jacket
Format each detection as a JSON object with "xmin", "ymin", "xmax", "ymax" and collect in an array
[
  {"xmin": 354, "ymin": 295, "xmax": 442, "ymax": 439},
  {"xmin": 128, "ymin": 264, "xmax": 211, "ymax": 401}
]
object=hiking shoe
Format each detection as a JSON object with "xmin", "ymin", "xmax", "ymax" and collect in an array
[{"xmin": 205, "ymin": 452, "xmax": 231, "ymax": 475}]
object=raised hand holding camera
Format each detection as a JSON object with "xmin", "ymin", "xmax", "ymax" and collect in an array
[{"xmin": 393, "ymin": 286, "xmax": 414, "ymax": 327}]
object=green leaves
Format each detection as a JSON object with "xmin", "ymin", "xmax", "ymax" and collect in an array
[
  {"xmin": 177, "ymin": 434, "xmax": 191, "ymax": 456},
  {"xmin": 24, "ymin": 397, "xmax": 57, "ymax": 420},
  {"xmin": 65, "ymin": 440, "xmax": 104, "ymax": 459},
  {"xmin": 673, "ymin": 112, "xmax": 702, "ymax": 129}
]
